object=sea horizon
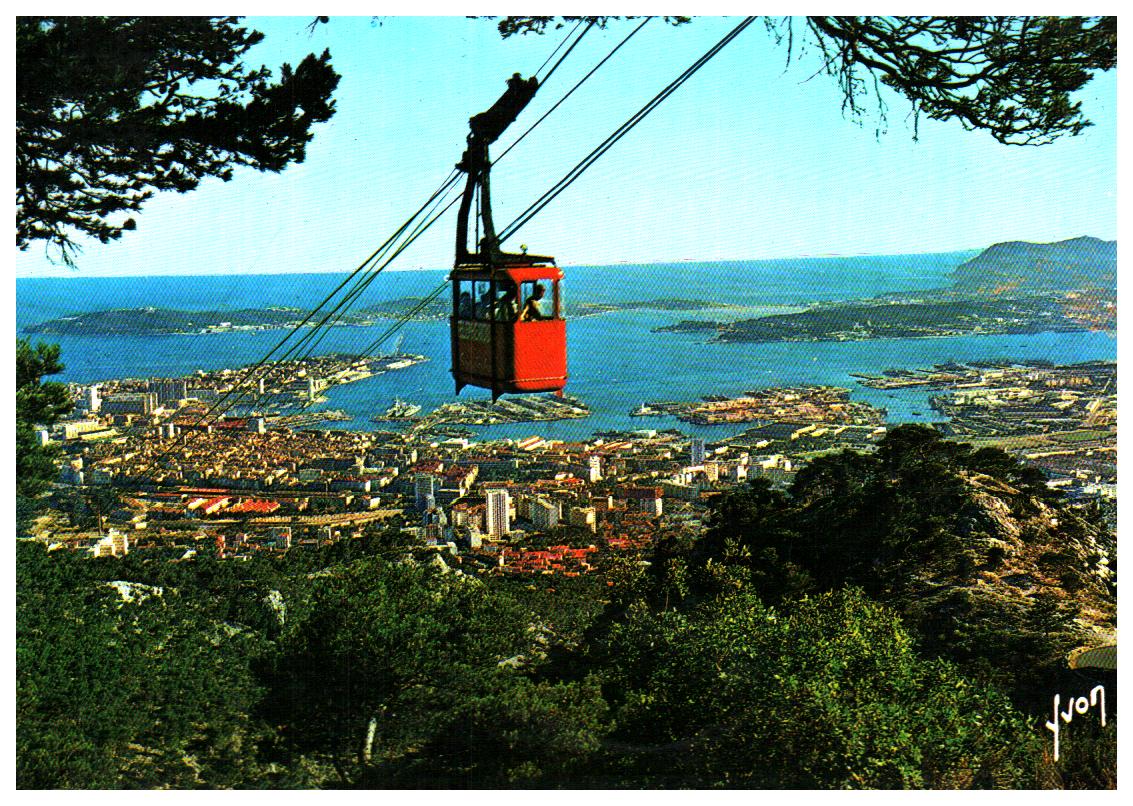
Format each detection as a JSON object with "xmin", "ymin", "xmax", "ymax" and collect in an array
[
  {"xmin": 15, "ymin": 245, "xmax": 996, "ymax": 280},
  {"xmin": 15, "ymin": 253, "xmax": 1116, "ymax": 443}
]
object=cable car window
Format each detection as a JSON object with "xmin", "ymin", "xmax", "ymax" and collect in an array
[
  {"xmin": 456, "ymin": 281, "xmax": 475, "ymax": 319},
  {"xmin": 519, "ymin": 281, "xmax": 555, "ymax": 321},
  {"xmin": 473, "ymin": 280, "xmax": 494, "ymax": 320}
]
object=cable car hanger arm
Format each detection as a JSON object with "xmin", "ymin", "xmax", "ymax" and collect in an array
[{"xmin": 455, "ymin": 73, "xmax": 552, "ymax": 267}]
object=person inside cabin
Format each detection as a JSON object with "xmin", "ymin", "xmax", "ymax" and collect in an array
[
  {"xmin": 494, "ymin": 283, "xmax": 519, "ymax": 321},
  {"xmin": 458, "ymin": 291, "xmax": 474, "ymax": 319},
  {"xmin": 520, "ymin": 283, "xmax": 550, "ymax": 321},
  {"xmin": 475, "ymin": 288, "xmax": 495, "ymax": 320}
]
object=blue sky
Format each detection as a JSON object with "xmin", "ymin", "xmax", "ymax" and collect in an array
[{"xmin": 14, "ymin": 15, "xmax": 1118, "ymax": 277}]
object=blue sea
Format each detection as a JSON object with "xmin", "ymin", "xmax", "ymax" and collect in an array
[{"xmin": 15, "ymin": 254, "xmax": 1117, "ymax": 442}]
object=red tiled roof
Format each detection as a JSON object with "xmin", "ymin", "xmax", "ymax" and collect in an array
[
  {"xmin": 535, "ymin": 477, "xmax": 583, "ymax": 487},
  {"xmin": 409, "ymin": 461, "xmax": 444, "ymax": 473},
  {"xmin": 216, "ymin": 418, "xmax": 249, "ymax": 430},
  {"xmin": 227, "ymin": 499, "xmax": 280, "ymax": 515}
]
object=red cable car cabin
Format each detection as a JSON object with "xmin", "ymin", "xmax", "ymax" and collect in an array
[
  {"xmin": 450, "ymin": 263, "xmax": 566, "ymax": 399},
  {"xmin": 448, "ymin": 72, "xmax": 568, "ymax": 400}
]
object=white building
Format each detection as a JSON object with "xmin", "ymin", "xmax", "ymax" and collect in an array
[
  {"xmin": 569, "ymin": 454, "xmax": 602, "ymax": 483},
  {"xmin": 530, "ymin": 497, "xmax": 560, "ymax": 530},
  {"xmin": 724, "ymin": 462, "xmax": 748, "ymax": 482},
  {"xmin": 485, "ymin": 489, "xmax": 511, "ymax": 537},
  {"xmin": 690, "ymin": 438, "xmax": 706, "ymax": 466},
  {"xmin": 89, "ymin": 528, "xmax": 129, "ymax": 558},
  {"xmin": 62, "ymin": 420, "xmax": 105, "ymax": 440},
  {"xmin": 568, "ymin": 506, "xmax": 597, "ymax": 533}
]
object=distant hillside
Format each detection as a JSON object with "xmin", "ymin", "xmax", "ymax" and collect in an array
[
  {"xmin": 22, "ymin": 306, "xmax": 378, "ymax": 336},
  {"xmin": 25, "ymin": 297, "xmax": 739, "ymax": 335},
  {"xmin": 951, "ymin": 236, "xmax": 1116, "ymax": 291}
]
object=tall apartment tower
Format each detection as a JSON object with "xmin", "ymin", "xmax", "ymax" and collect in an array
[
  {"xmin": 484, "ymin": 489, "xmax": 511, "ymax": 537},
  {"xmin": 86, "ymin": 384, "xmax": 101, "ymax": 413},
  {"xmin": 531, "ymin": 498, "xmax": 559, "ymax": 530},
  {"xmin": 414, "ymin": 474, "xmax": 440, "ymax": 512},
  {"xmin": 690, "ymin": 438, "xmax": 706, "ymax": 466},
  {"xmin": 626, "ymin": 486, "xmax": 664, "ymax": 517}
]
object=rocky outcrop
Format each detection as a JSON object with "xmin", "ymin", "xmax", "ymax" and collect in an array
[{"xmin": 901, "ymin": 470, "xmax": 1116, "ymax": 673}]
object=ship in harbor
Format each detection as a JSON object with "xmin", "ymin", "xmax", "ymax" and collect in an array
[{"xmin": 372, "ymin": 398, "xmax": 423, "ymax": 422}]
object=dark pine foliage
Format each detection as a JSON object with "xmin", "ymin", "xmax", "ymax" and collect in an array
[
  {"xmin": 497, "ymin": 16, "xmax": 1114, "ymax": 145},
  {"xmin": 16, "ymin": 339, "xmax": 71, "ymax": 531},
  {"xmin": 17, "ymin": 17, "xmax": 340, "ymax": 263},
  {"xmin": 689, "ymin": 426, "xmax": 1114, "ymax": 709}
]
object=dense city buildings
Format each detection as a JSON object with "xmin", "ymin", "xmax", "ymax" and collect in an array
[{"xmin": 23, "ymin": 357, "xmax": 1115, "ymax": 576}]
